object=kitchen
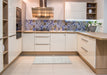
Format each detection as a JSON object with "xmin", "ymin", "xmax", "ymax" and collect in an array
[{"xmin": 0, "ymin": 0, "xmax": 107, "ymax": 75}]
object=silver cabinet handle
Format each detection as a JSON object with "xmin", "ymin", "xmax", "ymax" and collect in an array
[
  {"xmin": 81, "ymin": 47, "xmax": 88, "ymax": 52},
  {"xmin": 35, "ymin": 36, "xmax": 49, "ymax": 38},
  {"xmin": 35, "ymin": 44, "xmax": 50, "ymax": 45},
  {"xmin": 9, "ymin": 34, "xmax": 16, "ymax": 37},
  {"xmin": 81, "ymin": 38, "xmax": 88, "ymax": 42}
]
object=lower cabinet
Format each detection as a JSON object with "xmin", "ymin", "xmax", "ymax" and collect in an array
[
  {"xmin": 0, "ymin": 40, "xmax": 3, "ymax": 73},
  {"xmin": 66, "ymin": 33, "xmax": 77, "ymax": 51},
  {"xmin": 8, "ymin": 36, "xmax": 17, "ymax": 63},
  {"xmin": 22, "ymin": 33, "xmax": 77, "ymax": 52},
  {"xmin": 16, "ymin": 38, "xmax": 22, "ymax": 55},
  {"xmin": 51, "ymin": 33, "xmax": 66, "ymax": 51},
  {"xmin": 78, "ymin": 34, "xmax": 96, "ymax": 68},
  {"xmin": 35, "ymin": 33, "xmax": 50, "ymax": 51},
  {"xmin": 22, "ymin": 33, "xmax": 35, "ymax": 51}
]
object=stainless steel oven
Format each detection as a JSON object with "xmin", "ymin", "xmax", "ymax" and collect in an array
[{"xmin": 16, "ymin": 7, "xmax": 22, "ymax": 39}]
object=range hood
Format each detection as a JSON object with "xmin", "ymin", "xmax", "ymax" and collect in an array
[{"xmin": 32, "ymin": 0, "xmax": 54, "ymax": 19}]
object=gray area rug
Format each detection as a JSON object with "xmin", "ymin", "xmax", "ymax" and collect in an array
[{"xmin": 33, "ymin": 56, "xmax": 72, "ymax": 64}]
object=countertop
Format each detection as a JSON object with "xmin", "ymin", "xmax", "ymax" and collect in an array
[{"xmin": 22, "ymin": 31, "xmax": 107, "ymax": 40}]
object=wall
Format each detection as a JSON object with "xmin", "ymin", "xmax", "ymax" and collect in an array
[{"xmin": 25, "ymin": 20, "xmax": 97, "ymax": 32}]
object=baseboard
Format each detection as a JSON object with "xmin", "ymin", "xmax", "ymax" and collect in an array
[
  {"xmin": 78, "ymin": 53, "xmax": 96, "ymax": 73},
  {"xmin": 21, "ymin": 51, "xmax": 78, "ymax": 56},
  {"xmin": 0, "ymin": 52, "xmax": 22, "ymax": 75}
]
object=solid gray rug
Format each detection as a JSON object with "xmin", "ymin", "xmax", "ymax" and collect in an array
[{"xmin": 33, "ymin": 56, "xmax": 72, "ymax": 64}]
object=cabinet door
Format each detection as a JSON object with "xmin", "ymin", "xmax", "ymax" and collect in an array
[
  {"xmin": 16, "ymin": 38, "xmax": 22, "ymax": 54},
  {"xmin": 88, "ymin": 37, "xmax": 96, "ymax": 68},
  {"xmin": 78, "ymin": 34, "xmax": 96, "ymax": 68},
  {"xmin": 8, "ymin": 36, "xmax": 17, "ymax": 63},
  {"xmin": 8, "ymin": 0, "xmax": 16, "ymax": 36},
  {"xmin": 66, "ymin": 34, "xmax": 77, "ymax": 51},
  {"xmin": 51, "ymin": 33, "xmax": 65, "ymax": 51},
  {"xmin": 0, "ymin": 0, "xmax": 3, "ymax": 38},
  {"xmin": 23, "ymin": 33, "xmax": 35, "ymax": 51},
  {"xmin": 65, "ymin": 2, "xmax": 86, "ymax": 19},
  {"xmin": 0, "ymin": 40, "xmax": 3, "ymax": 72}
]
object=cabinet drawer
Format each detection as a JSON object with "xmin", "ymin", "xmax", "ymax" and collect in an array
[
  {"xmin": 35, "ymin": 45, "xmax": 50, "ymax": 51},
  {"xmin": 35, "ymin": 33, "xmax": 50, "ymax": 37},
  {"xmin": 35, "ymin": 37, "xmax": 50, "ymax": 44},
  {"xmin": 80, "ymin": 35, "xmax": 90, "ymax": 49},
  {"xmin": 78, "ymin": 34, "xmax": 96, "ymax": 68},
  {"xmin": 80, "ymin": 46, "xmax": 89, "ymax": 55}
]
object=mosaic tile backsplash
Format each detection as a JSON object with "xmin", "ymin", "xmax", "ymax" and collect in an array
[{"xmin": 25, "ymin": 20, "xmax": 93, "ymax": 31}]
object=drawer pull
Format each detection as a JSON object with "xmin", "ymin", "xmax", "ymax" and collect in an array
[
  {"xmin": 81, "ymin": 47, "xmax": 88, "ymax": 52},
  {"xmin": 9, "ymin": 34, "xmax": 16, "ymax": 37},
  {"xmin": 35, "ymin": 36, "xmax": 49, "ymax": 38},
  {"xmin": 36, "ymin": 44, "xmax": 50, "ymax": 45},
  {"xmin": 81, "ymin": 38, "xmax": 88, "ymax": 42}
]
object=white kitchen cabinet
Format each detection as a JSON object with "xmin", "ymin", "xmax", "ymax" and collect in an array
[
  {"xmin": 78, "ymin": 34, "xmax": 96, "ymax": 68},
  {"xmin": 35, "ymin": 45, "xmax": 50, "ymax": 51},
  {"xmin": 16, "ymin": 38, "xmax": 22, "ymax": 55},
  {"xmin": 51, "ymin": 33, "xmax": 66, "ymax": 51},
  {"xmin": 87, "ymin": 37, "xmax": 96, "ymax": 68},
  {"xmin": 0, "ymin": 0, "xmax": 3, "ymax": 38},
  {"xmin": 23, "ymin": 33, "xmax": 35, "ymax": 51},
  {"xmin": 0, "ymin": 40, "xmax": 3, "ymax": 73},
  {"xmin": 8, "ymin": 36, "xmax": 17, "ymax": 63},
  {"xmin": 65, "ymin": 2, "xmax": 86, "ymax": 19},
  {"xmin": 66, "ymin": 34, "xmax": 77, "ymax": 51},
  {"xmin": 8, "ymin": 0, "xmax": 16, "ymax": 36},
  {"xmin": 35, "ymin": 33, "xmax": 50, "ymax": 51},
  {"xmin": 47, "ymin": 0, "xmax": 64, "ymax": 20}
]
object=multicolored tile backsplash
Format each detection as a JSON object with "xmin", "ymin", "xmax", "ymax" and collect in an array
[{"xmin": 25, "ymin": 20, "xmax": 93, "ymax": 31}]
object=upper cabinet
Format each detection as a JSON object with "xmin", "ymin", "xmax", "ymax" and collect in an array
[
  {"xmin": 8, "ymin": 0, "xmax": 16, "ymax": 36},
  {"xmin": 87, "ymin": 3, "xmax": 97, "ymax": 19},
  {"xmin": 0, "ymin": 0, "xmax": 3, "ymax": 38},
  {"xmin": 65, "ymin": 2, "xmax": 87, "ymax": 20}
]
